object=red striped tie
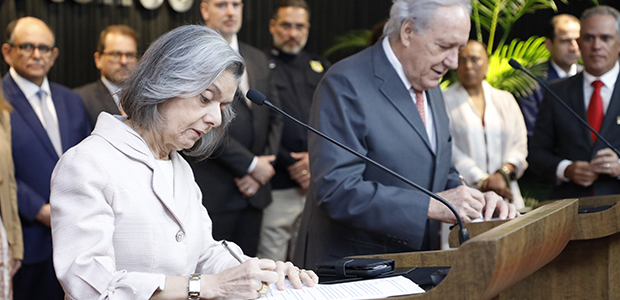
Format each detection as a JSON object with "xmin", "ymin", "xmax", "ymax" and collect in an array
[{"xmin": 415, "ymin": 90, "xmax": 425, "ymax": 125}]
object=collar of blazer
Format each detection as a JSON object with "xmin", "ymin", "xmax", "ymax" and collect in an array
[{"xmin": 92, "ymin": 112, "xmax": 190, "ymax": 229}]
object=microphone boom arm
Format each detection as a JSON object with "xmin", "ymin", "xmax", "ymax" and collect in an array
[{"xmin": 255, "ymin": 94, "xmax": 470, "ymax": 244}]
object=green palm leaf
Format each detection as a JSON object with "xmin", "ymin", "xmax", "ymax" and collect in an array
[{"xmin": 487, "ymin": 36, "xmax": 550, "ymax": 97}]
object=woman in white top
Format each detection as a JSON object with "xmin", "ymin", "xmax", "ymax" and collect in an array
[
  {"xmin": 443, "ymin": 40, "xmax": 528, "ymax": 209},
  {"xmin": 50, "ymin": 25, "xmax": 317, "ymax": 300}
]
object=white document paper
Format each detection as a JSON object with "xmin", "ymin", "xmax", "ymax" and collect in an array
[{"xmin": 259, "ymin": 275, "xmax": 425, "ymax": 300}]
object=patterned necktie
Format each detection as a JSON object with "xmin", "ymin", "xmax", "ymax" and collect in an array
[
  {"xmin": 415, "ymin": 90, "xmax": 426, "ymax": 125},
  {"xmin": 38, "ymin": 90, "xmax": 62, "ymax": 157},
  {"xmin": 588, "ymin": 80, "xmax": 604, "ymax": 144}
]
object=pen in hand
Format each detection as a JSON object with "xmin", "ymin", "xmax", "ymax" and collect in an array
[{"xmin": 221, "ymin": 240, "xmax": 270, "ymax": 294}]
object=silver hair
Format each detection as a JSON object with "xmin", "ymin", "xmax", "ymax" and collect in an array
[
  {"xmin": 383, "ymin": 0, "xmax": 472, "ymax": 40},
  {"xmin": 120, "ymin": 25, "xmax": 244, "ymax": 158},
  {"xmin": 581, "ymin": 5, "xmax": 620, "ymax": 38}
]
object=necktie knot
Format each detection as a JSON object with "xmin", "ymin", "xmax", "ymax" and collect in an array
[{"xmin": 592, "ymin": 80, "xmax": 604, "ymax": 90}]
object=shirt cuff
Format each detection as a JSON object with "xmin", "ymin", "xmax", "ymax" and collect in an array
[
  {"xmin": 246, "ymin": 156, "xmax": 258, "ymax": 174},
  {"xmin": 556, "ymin": 159, "xmax": 572, "ymax": 183}
]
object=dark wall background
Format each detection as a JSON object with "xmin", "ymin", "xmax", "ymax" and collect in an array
[{"xmin": 1, "ymin": 0, "xmax": 619, "ymax": 88}]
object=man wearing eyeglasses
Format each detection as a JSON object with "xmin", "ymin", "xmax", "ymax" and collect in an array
[
  {"xmin": 75, "ymin": 25, "xmax": 139, "ymax": 127},
  {"xmin": 1, "ymin": 17, "xmax": 90, "ymax": 300},
  {"xmin": 257, "ymin": 0, "xmax": 330, "ymax": 262}
]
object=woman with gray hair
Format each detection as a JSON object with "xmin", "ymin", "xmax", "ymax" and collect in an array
[{"xmin": 49, "ymin": 25, "xmax": 317, "ymax": 299}]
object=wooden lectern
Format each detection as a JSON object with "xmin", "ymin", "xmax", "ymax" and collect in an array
[
  {"xmin": 359, "ymin": 199, "xmax": 577, "ymax": 300},
  {"xmin": 449, "ymin": 195, "xmax": 620, "ymax": 299}
]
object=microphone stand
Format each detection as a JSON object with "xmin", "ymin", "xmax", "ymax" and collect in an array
[{"xmin": 246, "ymin": 89, "xmax": 470, "ymax": 244}]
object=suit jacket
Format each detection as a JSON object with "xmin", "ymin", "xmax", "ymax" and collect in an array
[
  {"xmin": 2, "ymin": 74, "xmax": 91, "ymax": 264},
  {"xmin": 528, "ymin": 71, "xmax": 620, "ymax": 199},
  {"xmin": 74, "ymin": 78, "xmax": 121, "ymax": 127},
  {"xmin": 293, "ymin": 41, "xmax": 461, "ymax": 269},
  {"xmin": 188, "ymin": 42, "xmax": 282, "ymax": 212},
  {"xmin": 519, "ymin": 61, "xmax": 583, "ymax": 135},
  {"xmin": 50, "ymin": 113, "xmax": 245, "ymax": 299},
  {"xmin": 0, "ymin": 109, "xmax": 23, "ymax": 260}
]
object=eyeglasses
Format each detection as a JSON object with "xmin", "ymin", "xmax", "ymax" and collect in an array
[
  {"xmin": 10, "ymin": 43, "xmax": 54, "ymax": 56},
  {"xmin": 101, "ymin": 51, "xmax": 139, "ymax": 62}
]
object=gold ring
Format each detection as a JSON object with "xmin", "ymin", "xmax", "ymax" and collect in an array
[
  {"xmin": 298, "ymin": 269, "xmax": 306, "ymax": 275},
  {"xmin": 605, "ymin": 163, "xmax": 611, "ymax": 169},
  {"xmin": 301, "ymin": 170, "xmax": 308, "ymax": 175},
  {"xmin": 257, "ymin": 282, "xmax": 270, "ymax": 294}
]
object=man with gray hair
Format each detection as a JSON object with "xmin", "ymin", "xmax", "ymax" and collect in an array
[
  {"xmin": 294, "ymin": 0, "xmax": 518, "ymax": 269},
  {"xmin": 529, "ymin": 5, "xmax": 620, "ymax": 200}
]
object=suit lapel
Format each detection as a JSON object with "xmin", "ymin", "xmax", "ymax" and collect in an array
[
  {"xmin": 567, "ymin": 74, "xmax": 592, "ymax": 144},
  {"xmin": 96, "ymin": 79, "xmax": 121, "ymax": 116},
  {"xmin": 50, "ymin": 84, "xmax": 70, "ymax": 153},
  {"xmin": 598, "ymin": 71, "xmax": 620, "ymax": 145},
  {"xmin": 372, "ymin": 43, "xmax": 433, "ymax": 152},
  {"xmin": 2, "ymin": 75, "xmax": 59, "ymax": 159}
]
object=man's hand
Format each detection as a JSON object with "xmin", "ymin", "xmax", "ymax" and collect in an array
[
  {"xmin": 251, "ymin": 155, "xmax": 276, "ymax": 185},
  {"xmin": 481, "ymin": 191, "xmax": 519, "ymax": 221},
  {"xmin": 432, "ymin": 185, "xmax": 485, "ymax": 223},
  {"xmin": 234, "ymin": 175, "xmax": 261, "ymax": 198},
  {"xmin": 36, "ymin": 204, "xmax": 51, "ymax": 227},
  {"xmin": 480, "ymin": 172, "xmax": 513, "ymax": 200},
  {"xmin": 565, "ymin": 161, "xmax": 598, "ymax": 187},
  {"xmin": 288, "ymin": 152, "xmax": 310, "ymax": 191},
  {"xmin": 431, "ymin": 186, "xmax": 519, "ymax": 223},
  {"xmin": 591, "ymin": 148, "xmax": 620, "ymax": 177}
]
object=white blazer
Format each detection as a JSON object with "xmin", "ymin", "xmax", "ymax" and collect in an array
[
  {"xmin": 50, "ymin": 113, "xmax": 244, "ymax": 300},
  {"xmin": 443, "ymin": 81, "xmax": 528, "ymax": 208}
]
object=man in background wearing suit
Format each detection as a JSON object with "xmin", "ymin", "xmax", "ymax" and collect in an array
[
  {"xmin": 294, "ymin": 0, "xmax": 518, "ymax": 269},
  {"xmin": 519, "ymin": 14, "xmax": 582, "ymax": 136},
  {"xmin": 74, "ymin": 25, "xmax": 139, "ymax": 127},
  {"xmin": 191, "ymin": 0, "xmax": 282, "ymax": 256},
  {"xmin": 1, "ymin": 17, "xmax": 91, "ymax": 300},
  {"xmin": 257, "ymin": 0, "xmax": 330, "ymax": 262},
  {"xmin": 529, "ymin": 5, "xmax": 620, "ymax": 200}
]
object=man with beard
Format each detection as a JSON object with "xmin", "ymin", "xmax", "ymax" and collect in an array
[
  {"xmin": 257, "ymin": 0, "xmax": 330, "ymax": 261},
  {"xmin": 75, "ymin": 25, "xmax": 139, "ymax": 126},
  {"xmin": 191, "ymin": 0, "xmax": 282, "ymax": 256}
]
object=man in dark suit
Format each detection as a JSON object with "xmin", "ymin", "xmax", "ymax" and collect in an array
[
  {"xmin": 1, "ymin": 17, "xmax": 91, "ymax": 300},
  {"xmin": 519, "ymin": 14, "xmax": 582, "ymax": 136},
  {"xmin": 257, "ymin": 0, "xmax": 330, "ymax": 262},
  {"xmin": 74, "ymin": 25, "xmax": 139, "ymax": 127},
  {"xmin": 294, "ymin": 0, "xmax": 518, "ymax": 269},
  {"xmin": 192, "ymin": 0, "xmax": 282, "ymax": 256},
  {"xmin": 529, "ymin": 5, "xmax": 620, "ymax": 200}
]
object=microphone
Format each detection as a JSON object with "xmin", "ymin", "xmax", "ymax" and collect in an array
[
  {"xmin": 246, "ymin": 88, "xmax": 470, "ymax": 244},
  {"xmin": 509, "ymin": 58, "xmax": 620, "ymax": 157}
]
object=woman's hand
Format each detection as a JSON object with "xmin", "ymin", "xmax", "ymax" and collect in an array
[
  {"xmin": 202, "ymin": 258, "xmax": 278, "ymax": 299},
  {"xmin": 273, "ymin": 261, "xmax": 319, "ymax": 291}
]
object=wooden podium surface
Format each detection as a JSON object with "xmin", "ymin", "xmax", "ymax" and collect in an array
[
  {"xmin": 359, "ymin": 199, "xmax": 577, "ymax": 300},
  {"xmin": 448, "ymin": 195, "xmax": 620, "ymax": 299}
]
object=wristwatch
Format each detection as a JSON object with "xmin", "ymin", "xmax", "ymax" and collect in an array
[
  {"xmin": 498, "ymin": 165, "xmax": 514, "ymax": 185},
  {"xmin": 188, "ymin": 273, "xmax": 201, "ymax": 299}
]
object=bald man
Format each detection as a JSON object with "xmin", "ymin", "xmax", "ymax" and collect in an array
[{"xmin": 1, "ymin": 17, "xmax": 90, "ymax": 300}]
